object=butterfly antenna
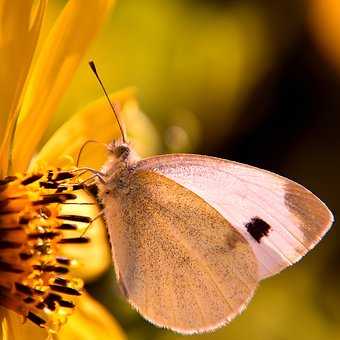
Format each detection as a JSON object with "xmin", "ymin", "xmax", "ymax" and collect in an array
[
  {"xmin": 76, "ymin": 139, "xmax": 105, "ymax": 167},
  {"xmin": 88, "ymin": 60, "xmax": 127, "ymax": 143}
]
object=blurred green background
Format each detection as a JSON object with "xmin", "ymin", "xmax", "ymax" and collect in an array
[{"xmin": 50, "ymin": 0, "xmax": 339, "ymax": 339}]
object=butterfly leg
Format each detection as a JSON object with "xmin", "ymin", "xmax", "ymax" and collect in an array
[
  {"xmin": 69, "ymin": 167, "xmax": 107, "ymax": 184},
  {"xmin": 80, "ymin": 210, "xmax": 105, "ymax": 237}
]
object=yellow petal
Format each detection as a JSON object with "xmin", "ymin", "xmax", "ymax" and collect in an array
[
  {"xmin": 0, "ymin": 0, "xmax": 46, "ymax": 176},
  {"xmin": 12, "ymin": 0, "xmax": 115, "ymax": 173},
  {"xmin": 1, "ymin": 293, "xmax": 125, "ymax": 340},
  {"xmin": 31, "ymin": 89, "xmax": 161, "ymax": 170},
  {"xmin": 310, "ymin": 0, "xmax": 340, "ymax": 72},
  {"xmin": 59, "ymin": 292, "xmax": 126, "ymax": 340},
  {"xmin": 1, "ymin": 309, "xmax": 47, "ymax": 340},
  {"xmin": 59, "ymin": 190, "xmax": 111, "ymax": 282}
]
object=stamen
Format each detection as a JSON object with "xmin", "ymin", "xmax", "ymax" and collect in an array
[
  {"xmin": 0, "ymin": 241, "xmax": 22, "ymax": 249},
  {"xmin": 21, "ymin": 174, "xmax": 43, "ymax": 185},
  {"xmin": 19, "ymin": 252, "xmax": 33, "ymax": 260},
  {"xmin": 0, "ymin": 240, "xmax": 22, "ymax": 248},
  {"xmin": 54, "ymin": 172, "xmax": 75, "ymax": 181},
  {"xmin": 49, "ymin": 285, "xmax": 81, "ymax": 296},
  {"xmin": 51, "ymin": 193, "xmax": 77, "ymax": 199},
  {"xmin": 28, "ymin": 232, "xmax": 60, "ymax": 240},
  {"xmin": 44, "ymin": 293, "xmax": 61, "ymax": 310},
  {"xmin": 57, "ymin": 215, "xmax": 91, "ymax": 223},
  {"xmin": 62, "ymin": 202, "xmax": 94, "ymax": 205},
  {"xmin": 47, "ymin": 170, "xmax": 53, "ymax": 179},
  {"xmin": 23, "ymin": 297, "xmax": 35, "ymax": 304},
  {"xmin": 56, "ymin": 186, "xmax": 67, "ymax": 193},
  {"xmin": 54, "ymin": 278, "xmax": 68, "ymax": 286},
  {"xmin": 35, "ymin": 302, "xmax": 45, "ymax": 310},
  {"xmin": 0, "ymin": 261, "xmax": 23, "ymax": 273},
  {"xmin": 0, "ymin": 199, "xmax": 10, "ymax": 208},
  {"xmin": 33, "ymin": 289, "xmax": 45, "ymax": 296},
  {"xmin": 0, "ymin": 226, "xmax": 23, "ymax": 232},
  {"xmin": 33, "ymin": 265, "xmax": 69, "ymax": 274},
  {"xmin": 0, "ymin": 169, "xmax": 92, "ymax": 332},
  {"xmin": 0, "ymin": 210, "xmax": 18, "ymax": 216},
  {"xmin": 56, "ymin": 223, "xmax": 77, "ymax": 230},
  {"xmin": 33, "ymin": 193, "xmax": 77, "ymax": 205},
  {"xmin": 58, "ymin": 300, "xmax": 74, "ymax": 308},
  {"xmin": 56, "ymin": 257, "xmax": 71, "ymax": 265},
  {"xmin": 0, "ymin": 176, "xmax": 17, "ymax": 185},
  {"xmin": 15, "ymin": 282, "xmax": 34, "ymax": 295},
  {"xmin": 58, "ymin": 237, "xmax": 89, "ymax": 244},
  {"xmin": 19, "ymin": 217, "xmax": 30, "ymax": 224},
  {"xmin": 40, "ymin": 181, "xmax": 59, "ymax": 189},
  {"xmin": 72, "ymin": 184, "xmax": 85, "ymax": 190},
  {"xmin": 27, "ymin": 312, "xmax": 46, "ymax": 327}
]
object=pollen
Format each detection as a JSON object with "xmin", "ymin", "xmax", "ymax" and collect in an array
[{"xmin": 0, "ymin": 170, "xmax": 91, "ymax": 332}]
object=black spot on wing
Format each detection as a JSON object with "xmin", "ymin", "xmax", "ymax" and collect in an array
[{"xmin": 245, "ymin": 217, "xmax": 271, "ymax": 243}]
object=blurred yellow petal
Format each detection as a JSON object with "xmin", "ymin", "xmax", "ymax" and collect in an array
[
  {"xmin": 310, "ymin": 0, "xmax": 340, "ymax": 72},
  {"xmin": 59, "ymin": 190, "xmax": 111, "ymax": 282},
  {"xmin": 0, "ymin": 0, "xmax": 46, "ymax": 176},
  {"xmin": 13, "ymin": 0, "xmax": 115, "ymax": 172},
  {"xmin": 32, "ymin": 88, "xmax": 161, "ymax": 170},
  {"xmin": 59, "ymin": 292, "xmax": 126, "ymax": 340},
  {"xmin": 1, "ymin": 309, "xmax": 47, "ymax": 340},
  {"xmin": 1, "ymin": 293, "xmax": 126, "ymax": 340}
]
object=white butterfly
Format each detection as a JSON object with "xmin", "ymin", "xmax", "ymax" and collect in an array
[{"xmin": 88, "ymin": 61, "xmax": 334, "ymax": 334}]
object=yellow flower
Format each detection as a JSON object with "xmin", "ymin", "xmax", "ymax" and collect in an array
[{"xmin": 0, "ymin": 1, "xmax": 159, "ymax": 339}]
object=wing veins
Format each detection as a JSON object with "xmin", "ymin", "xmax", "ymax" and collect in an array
[
  {"xmin": 147, "ymin": 196, "xmax": 244, "ymax": 312},
  {"xmin": 157, "ymin": 244, "xmax": 178, "ymax": 328}
]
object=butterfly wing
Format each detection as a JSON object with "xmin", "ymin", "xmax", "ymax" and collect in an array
[
  {"xmin": 103, "ymin": 171, "xmax": 258, "ymax": 334},
  {"xmin": 136, "ymin": 154, "xmax": 334, "ymax": 279}
]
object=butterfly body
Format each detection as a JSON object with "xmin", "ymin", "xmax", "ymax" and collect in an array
[
  {"xmin": 86, "ymin": 61, "xmax": 333, "ymax": 334},
  {"xmin": 98, "ymin": 141, "xmax": 259, "ymax": 333},
  {"xmin": 96, "ymin": 140, "xmax": 333, "ymax": 334}
]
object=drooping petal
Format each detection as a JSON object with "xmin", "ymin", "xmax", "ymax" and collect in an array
[
  {"xmin": 0, "ymin": 0, "xmax": 46, "ymax": 176},
  {"xmin": 31, "ymin": 89, "xmax": 161, "ymax": 171},
  {"xmin": 59, "ymin": 292, "xmax": 126, "ymax": 340},
  {"xmin": 12, "ymin": 0, "xmax": 115, "ymax": 173}
]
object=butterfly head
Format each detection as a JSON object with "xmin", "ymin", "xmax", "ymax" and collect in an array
[
  {"xmin": 101, "ymin": 140, "xmax": 139, "ymax": 192},
  {"xmin": 107, "ymin": 140, "xmax": 131, "ymax": 161},
  {"xmin": 101, "ymin": 140, "xmax": 136, "ymax": 179}
]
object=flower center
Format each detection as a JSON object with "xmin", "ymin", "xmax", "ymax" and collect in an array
[{"xmin": 0, "ymin": 170, "xmax": 91, "ymax": 332}]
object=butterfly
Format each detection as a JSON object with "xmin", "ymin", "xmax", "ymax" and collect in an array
[{"xmin": 87, "ymin": 61, "xmax": 334, "ymax": 334}]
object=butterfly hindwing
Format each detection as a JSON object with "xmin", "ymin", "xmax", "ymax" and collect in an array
[
  {"xmin": 136, "ymin": 154, "xmax": 334, "ymax": 279},
  {"xmin": 102, "ymin": 170, "xmax": 258, "ymax": 334}
]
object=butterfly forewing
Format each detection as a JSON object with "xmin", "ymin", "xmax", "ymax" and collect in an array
[
  {"xmin": 103, "ymin": 170, "xmax": 258, "ymax": 334},
  {"xmin": 136, "ymin": 154, "xmax": 334, "ymax": 279}
]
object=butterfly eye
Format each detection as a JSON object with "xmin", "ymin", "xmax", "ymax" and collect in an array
[{"xmin": 113, "ymin": 145, "xmax": 130, "ymax": 159}]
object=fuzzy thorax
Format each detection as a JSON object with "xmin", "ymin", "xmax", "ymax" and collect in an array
[{"xmin": 101, "ymin": 140, "xmax": 140, "ymax": 179}]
